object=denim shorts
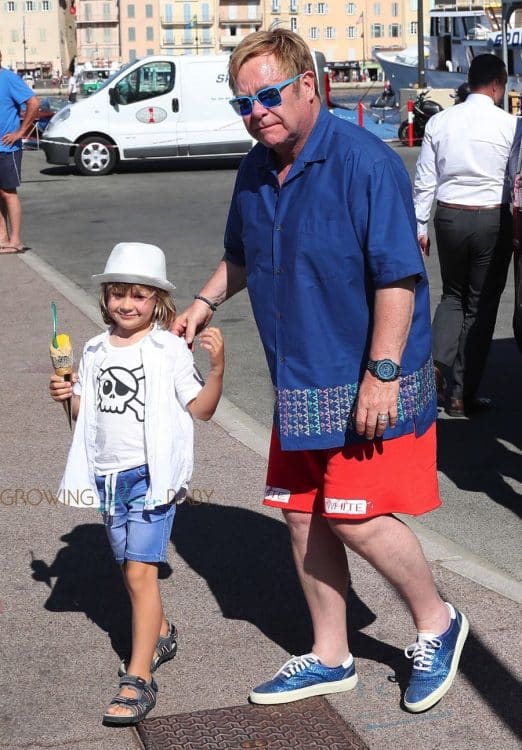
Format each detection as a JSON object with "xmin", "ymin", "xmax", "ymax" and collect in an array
[{"xmin": 95, "ymin": 465, "xmax": 176, "ymax": 565}]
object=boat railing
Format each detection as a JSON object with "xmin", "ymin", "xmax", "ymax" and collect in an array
[{"xmin": 432, "ymin": 1, "xmax": 500, "ymax": 10}]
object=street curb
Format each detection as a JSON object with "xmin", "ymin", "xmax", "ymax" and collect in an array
[{"xmin": 20, "ymin": 250, "xmax": 522, "ymax": 606}]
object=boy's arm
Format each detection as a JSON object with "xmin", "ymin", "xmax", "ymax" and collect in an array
[{"xmin": 186, "ymin": 328, "xmax": 224, "ymax": 421}]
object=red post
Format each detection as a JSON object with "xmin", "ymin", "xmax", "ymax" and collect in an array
[
  {"xmin": 407, "ymin": 98, "xmax": 414, "ymax": 147},
  {"xmin": 358, "ymin": 101, "xmax": 364, "ymax": 127}
]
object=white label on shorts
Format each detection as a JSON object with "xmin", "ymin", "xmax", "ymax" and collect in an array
[
  {"xmin": 325, "ymin": 497, "xmax": 368, "ymax": 515},
  {"xmin": 265, "ymin": 485, "xmax": 291, "ymax": 504}
]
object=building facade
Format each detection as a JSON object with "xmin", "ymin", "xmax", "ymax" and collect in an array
[
  {"xmin": 262, "ymin": 0, "xmax": 425, "ymax": 70},
  {"xmin": 158, "ymin": 1, "xmax": 219, "ymax": 56},
  {"xmin": 76, "ymin": 0, "xmax": 120, "ymax": 64},
  {"xmin": 0, "ymin": 0, "xmax": 76, "ymax": 77},
  {"xmin": 117, "ymin": 0, "xmax": 159, "ymax": 63},
  {"xmin": 0, "ymin": 0, "xmax": 432, "ymax": 76}
]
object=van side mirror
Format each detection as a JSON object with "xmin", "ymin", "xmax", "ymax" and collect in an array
[{"xmin": 109, "ymin": 88, "xmax": 117, "ymax": 106}]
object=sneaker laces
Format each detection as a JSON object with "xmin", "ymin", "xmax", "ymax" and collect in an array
[
  {"xmin": 276, "ymin": 653, "xmax": 320, "ymax": 678},
  {"xmin": 404, "ymin": 636, "xmax": 442, "ymax": 672}
]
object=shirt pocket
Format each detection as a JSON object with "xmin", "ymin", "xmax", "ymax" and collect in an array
[{"xmin": 296, "ymin": 219, "xmax": 354, "ymax": 282}]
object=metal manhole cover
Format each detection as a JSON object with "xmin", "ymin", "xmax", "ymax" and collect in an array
[{"xmin": 136, "ymin": 697, "xmax": 369, "ymax": 750}]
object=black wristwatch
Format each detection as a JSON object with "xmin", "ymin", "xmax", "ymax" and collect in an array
[{"xmin": 367, "ymin": 358, "xmax": 401, "ymax": 382}]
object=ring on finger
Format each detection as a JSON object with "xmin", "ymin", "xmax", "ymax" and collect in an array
[{"xmin": 376, "ymin": 413, "xmax": 389, "ymax": 423}]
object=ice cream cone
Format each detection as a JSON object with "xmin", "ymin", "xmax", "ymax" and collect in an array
[{"xmin": 50, "ymin": 333, "xmax": 74, "ymax": 429}]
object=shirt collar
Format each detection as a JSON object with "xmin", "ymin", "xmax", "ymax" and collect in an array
[
  {"xmin": 87, "ymin": 323, "xmax": 165, "ymax": 353},
  {"xmin": 260, "ymin": 105, "xmax": 332, "ymax": 174},
  {"xmin": 465, "ymin": 93, "xmax": 496, "ymax": 106}
]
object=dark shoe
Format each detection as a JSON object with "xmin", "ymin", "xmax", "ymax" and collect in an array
[
  {"xmin": 446, "ymin": 397, "xmax": 466, "ymax": 417},
  {"xmin": 434, "ymin": 365, "xmax": 446, "ymax": 408},
  {"xmin": 103, "ymin": 674, "xmax": 158, "ymax": 725},
  {"xmin": 447, "ymin": 397, "xmax": 492, "ymax": 417}
]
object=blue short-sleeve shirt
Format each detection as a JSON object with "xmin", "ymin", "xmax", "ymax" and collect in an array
[
  {"xmin": 0, "ymin": 68, "xmax": 35, "ymax": 152},
  {"xmin": 225, "ymin": 107, "xmax": 436, "ymax": 450}
]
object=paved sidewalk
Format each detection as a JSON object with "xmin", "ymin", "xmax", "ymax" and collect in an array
[{"xmin": 0, "ymin": 253, "xmax": 520, "ymax": 750}]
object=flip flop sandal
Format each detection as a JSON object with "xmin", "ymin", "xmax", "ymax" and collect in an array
[
  {"xmin": 103, "ymin": 674, "xmax": 158, "ymax": 725},
  {"xmin": 118, "ymin": 621, "xmax": 178, "ymax": 677},
  {"xmin": 0, "ymin": 245, "xmax": 25, "ymax": 254}
]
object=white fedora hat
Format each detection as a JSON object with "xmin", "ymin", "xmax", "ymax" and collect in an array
[{"xmin": 92, "ymin": 242, "xmax": 175, "ymax": 292}]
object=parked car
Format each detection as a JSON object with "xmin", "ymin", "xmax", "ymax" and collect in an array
[
  {"xmin": 36, "ymin": 97, "xmax": 68, "ymax": 135},
  {"xmin": 20, "ymin": 97, "xmax": 68, "ymax": 139}
]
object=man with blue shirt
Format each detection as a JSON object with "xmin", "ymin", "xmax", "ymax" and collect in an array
[
  {"xmin": 174, "ymin": 29, "xmax": 468, "ymax": 713},
  {"xmin": 0, "ymin": 50, "xmax": 39, "ymax": 254}
]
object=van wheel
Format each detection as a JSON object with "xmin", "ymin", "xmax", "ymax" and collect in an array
[{"xmin": 74, "ymin": 136, "xmax": 117, "ymax": 176}]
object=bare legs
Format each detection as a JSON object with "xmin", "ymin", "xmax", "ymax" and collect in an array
[
  {"xmin": 283, "ymin": 510, "xmax": 449, "ymax": 666},
  {"xmin": 105, "ymin": 561, "xmax": 169, "ymax": 718},
  {"xmin": 0, "ymin": 187, "xmax": 23, "ymax": 250},
  {"xmin": 285, "ymin": 511, "xmax": 351, "ymax": 665}
]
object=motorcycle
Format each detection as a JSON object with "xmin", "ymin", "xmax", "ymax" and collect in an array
[
  {"xmin": 398, "ymin": 89, "xmax": 443, "ymax": 144},
  {"xmin": 371, "ymin": 81, "xmax": 398, "ymax": 109},
  {"xmin": 451, "ymin": 82, "xmax": 470, "ymax": 104}
]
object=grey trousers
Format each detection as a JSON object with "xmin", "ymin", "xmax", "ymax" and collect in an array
[{"xmin": 432, "ymin": 203, "xmax": 512, "ymax": 400}]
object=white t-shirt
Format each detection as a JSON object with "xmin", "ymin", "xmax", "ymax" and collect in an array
[
  {"xmin": 60, "ymin": 327, "xmax": 203, "ymax": 510},
  {"xmin": 94, "ymin": 339, "xmax": 147, "ymax": 474}
]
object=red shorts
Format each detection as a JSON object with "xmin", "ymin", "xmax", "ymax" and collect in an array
[{"xmin": 264, "ymin": 424, "xmax": 440, "ymax": 520}]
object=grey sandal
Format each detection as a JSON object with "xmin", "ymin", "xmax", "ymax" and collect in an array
[
  {"xmin": 118, "ymin": 621, "xmax": 178, "ymax": 677},
  {"xmin": 103, "ymin": 674, "xmax": 158, "ymax": 725}
]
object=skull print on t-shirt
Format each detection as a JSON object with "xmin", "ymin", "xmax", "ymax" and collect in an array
[
  {"xmin": 98, "ymin": 365, "xmax": 145, "ymax": 422},
  {"xmin": 94, "ymin": 342, "xmax": 147, "ymax": 474}
]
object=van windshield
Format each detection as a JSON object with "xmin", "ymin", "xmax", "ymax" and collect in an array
[{"xmin": 96, "ymin": 61, "xmax": 134, "ymax": 92}]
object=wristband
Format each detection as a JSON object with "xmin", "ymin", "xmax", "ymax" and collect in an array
[{"xmin": 194, "ymin": 294, "xmax": 218, "ymax": 312}]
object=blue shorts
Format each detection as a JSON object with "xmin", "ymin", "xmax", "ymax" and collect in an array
[
  {"xmin": 95, "ymin": 465, "xmax": 176, "ymax": 565},
  {"xmin": 0, "ymin": 150, "xmax": 22, "ymax": 189}
]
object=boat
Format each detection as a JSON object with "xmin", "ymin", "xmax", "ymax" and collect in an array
[
  {"xmin": 374, "ymin": 45, "xmax": 431, "ymax": 90},
  {"xmin": 374, "ymin": 2, "xmax": 522, "ymax": 90}
]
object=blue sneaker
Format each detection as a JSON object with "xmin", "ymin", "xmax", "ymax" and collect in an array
[
  {"xmin": 404, "ymin": 602, "xmax": 469, "ymax": 713},
  {"xmin": 249, "ymin": 653, "xmax": 358, "ymax": 705}
]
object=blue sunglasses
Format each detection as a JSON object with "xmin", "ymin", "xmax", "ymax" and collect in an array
[{"xmin": 229, "ymin": 74, "xmax": 304, "ymax": 116}]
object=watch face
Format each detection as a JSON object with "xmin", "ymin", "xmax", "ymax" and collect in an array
[{"xmin": 375, "ymin": 359, "xmax": 399, "ymax": 380}]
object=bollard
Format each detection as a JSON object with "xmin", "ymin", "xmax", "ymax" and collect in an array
[
  {"xmin": 407, "ymin": 98, "xmax": 414, "ymax": 147},
  {"xmin": 358, "ymin": 101, "xmax": 364, "ymax": 127}
]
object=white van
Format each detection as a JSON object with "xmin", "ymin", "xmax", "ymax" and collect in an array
[
  {"xmin": 42, "ymin": 51, "xmax": 330, "ymax": 177},
  {"xmin": 42, "ymin": 55, "xmax": 254, "ymax": 176}
]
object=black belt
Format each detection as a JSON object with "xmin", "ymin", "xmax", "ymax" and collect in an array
[{"xmin": 437, "ymin": 201, "xmax": 505, "ymax": 211}]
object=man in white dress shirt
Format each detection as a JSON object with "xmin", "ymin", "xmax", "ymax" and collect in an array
[{"xmin": 414, "ymin": 54, "xmax": 517, "ymax": 417}]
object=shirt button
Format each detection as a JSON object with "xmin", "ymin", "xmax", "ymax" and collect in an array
[
  {"xmin": 275, "ymin": 267, "xmax": 282, "ymax": 274},
  {"xmin": 276, "ymin": 312, "xmax": 282, "ymax": 319},
  {"xmin": 279, "ymin": 356, "xmax": 285, "ymax": 363},
  {"xmin": 275, "ymin": 224, "xmax": 282, "ymax": 231}
]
